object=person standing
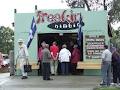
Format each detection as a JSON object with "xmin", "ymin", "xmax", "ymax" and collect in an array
[
  {"xmin": 0, "ymin": 52, "xmax": 4, "ymax": 68},
  {"xmin": 9, "ymin": 50, "xmax": 14, "ymax": 76},
  {"xmin": 59, "ymin": 44, "xmax": 71, "ymax": 75},
  {"xmin": 50, "ymin": 41, "xmax": 59, "ymax": 75},
  {"xmin": 100, "ymin": 45, "xmax": 112, "ymax": 86},
  {"xmin": 42, "ymin": 44, "xmax": 52, "ymax": 80},
  {"xmin": 16, "ymin": 39, "xmax": 29, "ymax": 79},
  {"xmin": 37, "ymin": 41, "xmax": 46, "ymax": 76},
  {"xmin": 71, "ymin": 44, "xmax": 80, "ymax": 75},
  {"xmin": 112, "ymin": 48, "xmax": 120, "ymax": 86}
]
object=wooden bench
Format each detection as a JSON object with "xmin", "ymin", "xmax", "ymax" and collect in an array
[
  {"xmin": 16, "ymin": 62, "xmax": 101, "ymax": 70},
  {"xmin": 77, "ymin": 61, "xmax": 101, "ymax": 69}
]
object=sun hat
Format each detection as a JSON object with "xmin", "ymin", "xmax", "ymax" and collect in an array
[{"xmin": 18, "ymin": 39, "xmax": 24, "ymax": 43}]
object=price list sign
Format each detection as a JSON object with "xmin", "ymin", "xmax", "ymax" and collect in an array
[{"xmin": 85, "ymin": 35, "xmax": 105, "ymax": 59}]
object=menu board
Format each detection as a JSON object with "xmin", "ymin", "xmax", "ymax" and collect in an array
[{"xmin": 85, "ymin": 35, "xmax": 105, "ymax": 59}]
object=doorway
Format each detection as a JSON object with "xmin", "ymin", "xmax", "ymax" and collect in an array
[
  {"xmin": 37, "ymin": 33, "xmax": 83, "ymax": 75},
  {"xmin": 38, "ymin": 33, "xmax": 77, "ymax": 48}
]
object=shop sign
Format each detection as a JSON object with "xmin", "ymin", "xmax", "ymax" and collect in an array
[{"xmin": 36, "ymin": 10, "xmax": 84, "ymax": 30}]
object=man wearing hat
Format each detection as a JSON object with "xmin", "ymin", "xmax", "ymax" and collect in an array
[{"xmin": 16, "ymin": 39, "xmax": 29, "ymax": 79}]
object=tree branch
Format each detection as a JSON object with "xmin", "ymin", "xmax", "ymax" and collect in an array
[
  {"xmin": 103, "ymin": 0, "xmax": 107, "ymax": 10},
  {"xmin": 83, "ymin": 0, "xmax": 91, "ymax": 11}
]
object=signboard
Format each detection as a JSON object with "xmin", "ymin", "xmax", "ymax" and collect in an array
[
  {"xmin": 85, "ymin": 35, "xmax": 105, "ymax": 59},
  {"xmin": 36, "ymin": 10, "xmax": 82, "ymax": 30}
]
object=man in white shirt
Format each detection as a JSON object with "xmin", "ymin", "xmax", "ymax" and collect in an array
[
  {"xmin": 59, "ymin": 44, "xmax": 71, "ymax": 75},
  {"xmin": 16, "ymin": 39, "xmax": 29, "ymax": 79},
  {"xmin": 100, "ymin": 45, "xmax": 112, "ymax": 86}
]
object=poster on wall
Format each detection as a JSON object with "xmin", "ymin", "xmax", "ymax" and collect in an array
[{"xmin": 85, "ymin": 35, "xmax": 105, "ymax": 59}]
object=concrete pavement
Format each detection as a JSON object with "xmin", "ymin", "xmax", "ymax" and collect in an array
[
  {"xmin": 0, "ymin": 73, "xmax": 10, "ymax": 86},
  {"xmin": 0, "ymin": 74, "xmax": 101, "ymax": 90}
]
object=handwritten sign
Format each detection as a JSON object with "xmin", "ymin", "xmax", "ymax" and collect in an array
[{"xmin": 85, "ymin": 35, "xmax": 105, "ymax": 59}]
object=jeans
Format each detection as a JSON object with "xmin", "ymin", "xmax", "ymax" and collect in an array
[
  {"xmin": 101, "ymin": 61, "xmax": 111, "ymax": 85},
  {"xmin": 61, "ymin": 62, "xmax": 69, "ymax": 75}
]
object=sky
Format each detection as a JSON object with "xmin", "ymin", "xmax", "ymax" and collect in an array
[
  {"xmin": 0, "ymin": 0, "xmax": 68, "ymax": 29},
  {"xmin": 0, "ymin": 0, "xmax": 119, "ymax": 30}
]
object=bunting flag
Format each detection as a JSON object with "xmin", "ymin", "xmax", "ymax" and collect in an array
[
  {"xmin": 27, "ymin": 17, "xmax": 37, "ymax": 48},
  {"xmin": 77, "ymin": 14, "xmax": 84, "ymax": 47}
]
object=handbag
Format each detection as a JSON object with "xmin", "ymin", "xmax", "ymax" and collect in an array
[{"xmin": 24, "ymin": 59, "xmax": 32, "ymax": 72}]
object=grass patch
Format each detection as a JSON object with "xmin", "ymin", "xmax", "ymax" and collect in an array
[{"xmin": 95, "ymin": 87, "xmax": 120, "ymax": 90}]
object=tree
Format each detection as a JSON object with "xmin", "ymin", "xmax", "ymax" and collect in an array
[
  {"xmin": 111, "ymin": 26, "xmax": 120, "ymax": 47},
  {"xmin": 83, "ymin": 0, "xmax": 112, "ymax": 11},
  {"xmin": 0, "ymin": 26, "xmax": 14, "ymax": 54},
  {"xmin": 83, "ymin": 0, "xmax": 120, "ymax": 24},
  {"xmin": 64, "ymin": 0, "xmax": 120, "ymax": 23},
  {"xmin": 110, "ymin": 30, "xmax": 120, "ymax": 47},
  {"xmin": 108, "ymin": 0, "xmax": 120, "ymax": 23}
]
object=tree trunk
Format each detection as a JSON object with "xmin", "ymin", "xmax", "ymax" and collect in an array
[
  {"xmin": 83, "ymin": 0, "xmax": 91, "ymax": 11},
  {"xmin": 103, "ymin": 0, "xmax": 107, "ymax": 10}
]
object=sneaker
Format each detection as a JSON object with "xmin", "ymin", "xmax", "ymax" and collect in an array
[
  {"xmin": 110, "ymin": 83, "xmax": 114, "ymax": 86},
  {"xmin": 110, "ymin": 83, "xmax": 118, "ymax": 86},
  {"xmin": 21, "ymin": 76, "xmax": 28, "ymax": 79},
  {"xmin": 46, "ymin": 78, "xmax": 53, "ymax": 80},
  {"xmin": 21, "ymin": 76, "xmax": 25, "ymax": 79},
  {"xmin": 100, "ymin": 83, "xmax": 107, "ymax": 86},
  {"xmin": 118, "ymin": 83, "xmax": 120, "ymax": 86},
  {"xmin": 51, "ymin": 74, "xmax": 55, "ymax": 76},
  {"xmin": 114, "ymin": 83, "xmax": 118, "ymax": 86},
  {"xmin": 24, "ymin": 76, "xmax": 28, "ymax": 79}
]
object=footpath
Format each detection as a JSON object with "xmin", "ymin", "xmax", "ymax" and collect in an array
[{"xmin": 0, "ymin": 74, "xmax": 101, "ymax": 90}]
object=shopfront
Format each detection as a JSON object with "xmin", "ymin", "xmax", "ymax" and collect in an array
[{"xmin": 14, "ymin": 8, "xmax": 109, "ymax": 75}]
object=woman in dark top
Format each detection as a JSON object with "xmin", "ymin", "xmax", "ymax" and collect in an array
[
  {"xmin": 112, "ymin": 49, "xmax": 120, "ymax": 85},
  {"xmin": 71, "ymin": 45, "xmax": 80, "ymax": 75}
]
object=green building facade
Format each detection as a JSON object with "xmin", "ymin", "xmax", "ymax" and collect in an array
[{"xmin": 14, "ymin": 8, "xmax": 109, "ymax": 75}]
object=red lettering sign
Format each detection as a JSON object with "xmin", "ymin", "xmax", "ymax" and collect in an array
[{"xmin": 36, "ymin": 10, "xmax": 81, "ymax": 24}]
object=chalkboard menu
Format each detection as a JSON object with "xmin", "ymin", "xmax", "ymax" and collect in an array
[{"xmin": 85, "ymin": 35, "xmax": 105, "ymax": 59}]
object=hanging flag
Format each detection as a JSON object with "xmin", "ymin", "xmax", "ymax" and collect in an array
[
  {"xmin": 27, "ymin": 17, "xmax": 37, "ymax": 48},
  {"xmin": 77, "ymin": 14, "xmax": 84, "ymax": 47}
]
